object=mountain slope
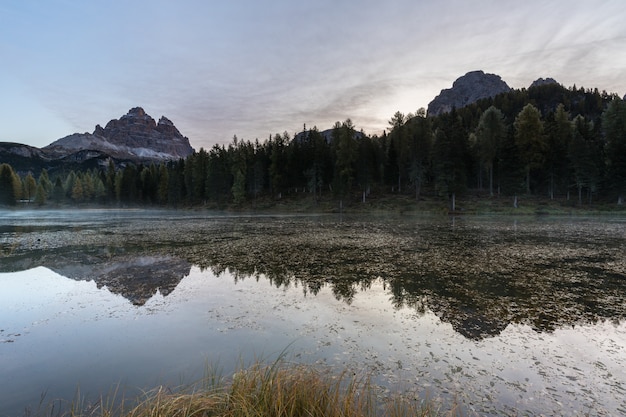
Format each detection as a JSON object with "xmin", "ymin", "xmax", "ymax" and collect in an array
[
  {"xmin": 427, "ymin": 70, "xmax": 512, "ymax": 116},
  {"xmin": 44, "ymin": 107, "xmax": 194, "ymax": 161},
  {"xmin": 0, "ymin": 107, "xmax": 195, "ymax": 175}
]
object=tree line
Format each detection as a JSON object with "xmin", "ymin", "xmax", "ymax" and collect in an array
[{"xmin": 1, "ymin": 83, "xmax": 626, "ymax": 208}]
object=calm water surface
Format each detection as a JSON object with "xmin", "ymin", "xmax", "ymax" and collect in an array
[{"xmin": 0, "ymin": 210, "xmax": 625, "ymax": 416}]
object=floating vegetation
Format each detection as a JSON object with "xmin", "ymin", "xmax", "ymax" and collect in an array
[
  {"xmin": 2, "ymin": 211, "xmax": 626, "ymax": 415},
  {"xmin": 2, "ymin": 213, "xmax": 626, "ymax": 338}
]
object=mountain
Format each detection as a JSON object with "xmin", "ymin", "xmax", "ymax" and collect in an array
[
  {"xmin": 529, "ymin": 77, "xmax": 559, "ymax": 88},
  {"xmin": 294, "ymin": 127, "xmax": 365, "ymax": 143},
  {"xmin": 44, "ymin": 107, "xmax": 194, "ymax": 160},
  {"xmin": 427, "ymin": 70, "xmax": 512, "ymax": 116},
  {"xmin": 0, "ymin": 107, "xmax": 194, "ymax": 175},
  {"xmin": 0, "ymin": 248, "xmax": 192, "ymax": 306}
]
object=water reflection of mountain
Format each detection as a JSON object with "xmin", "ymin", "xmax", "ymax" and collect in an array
[
  {"xmin": 1, "ymin": 248, "xmax": 191, "ymax": 306},
  {"xmin": 2, "ymin": 217, "xmax": 625, "ymax": 339},
  {"xmin": 52, "ymin": 255, "xmax": 192, "ymax": 306}
]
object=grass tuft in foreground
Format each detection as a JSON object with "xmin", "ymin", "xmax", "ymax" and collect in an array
[{"xmin": 38, "ymin": 360, "xmax": 444, "ymax": 417}]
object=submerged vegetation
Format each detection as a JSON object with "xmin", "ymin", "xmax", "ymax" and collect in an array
[
  {"xmin": 2, "ymin": 84, "xmax": 626, "ymax": 210},
  {"xmin": 32, "ymin": 359, "xmax": 442, "ymax": 417},
  {"xmin": 3, "ymin": 213, "xmax": 625, "ymax": 415},
  {"xmin": 4, "ymin": 214, "xmax": 625, "ymax": 340}
]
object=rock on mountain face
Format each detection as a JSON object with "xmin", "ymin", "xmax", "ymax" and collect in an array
[
  {"xmin": 44, "ymin": 107, "xmax": 194, "ymax": 161},
  {"xmin": 529, "ymin": 78, "xmax": 559, "ymax": 88},
  {"xmin": 427, "ymin": 70, "xmax": 511, "ymax": 116}
]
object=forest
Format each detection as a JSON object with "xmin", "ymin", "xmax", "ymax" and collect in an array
[{"xmin": 1, "ymin": 83, "xmax": 626, "ymax": 209}]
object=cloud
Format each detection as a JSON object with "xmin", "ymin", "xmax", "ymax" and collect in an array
[{"xmin": 1, "ymin": 0, "xmax": 625, "ymax": 149}]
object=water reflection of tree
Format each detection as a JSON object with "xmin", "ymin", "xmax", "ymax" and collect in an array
[
  {"xmin": 205, "ymin": 259, "xmax": 375, "ymax": 304},
  {"xmin": 7, "ymin": 217, "xmax": 624, "ymax": 340},
  {"xmin": 182, "ymin": 218, "xmax": 626, "ymax": 340}
]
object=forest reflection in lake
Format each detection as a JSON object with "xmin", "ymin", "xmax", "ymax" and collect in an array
[{"xmin": 1, "ymin": 211, "xmax": 625, "ymax": 416}]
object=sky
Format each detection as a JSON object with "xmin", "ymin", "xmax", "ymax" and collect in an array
[{"xmin": 1, "ymin": 0, "xmax": 625, "ymax": 151}]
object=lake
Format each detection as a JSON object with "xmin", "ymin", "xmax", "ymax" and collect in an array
[{"xmin": 1, "ymin": 210, "xmax": 625, "ymax": 416}]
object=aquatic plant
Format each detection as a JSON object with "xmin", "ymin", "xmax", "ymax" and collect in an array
[{"xmin": 34, "ymin": 360, "xmax": 442, "ymax": 417}]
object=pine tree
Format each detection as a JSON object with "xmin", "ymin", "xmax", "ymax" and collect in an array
[
  {"xmin": 602, "ymin": 99, "xmax": 626, "ymax": 203},
  {"xmin": 474, "ymin": 106, "xmax": 506, "ymax": 196},
  {"xmin": 514, "ymin": 104, "xmax": 546, "ymax": 194},
  {"xmin": 333, "ymin": 119, "xmax": 358, "ymax": 208},
  {"xmin": 0, "ymin": 163, "xmax": 18, "ymax": 205},
  {"xmin": 432, "ymin": 110, "xmax": 468, "ymax": 211},
  {"xmin": 23, "ymin": 173, "xmax": 37, "ymax": 203},
  {"xmin": 34, "ymin": 183, "xmax": 46, "ymax": 206}
]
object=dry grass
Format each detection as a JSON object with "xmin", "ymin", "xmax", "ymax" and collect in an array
[{"xmin": 36, "ymin": 360, "xmax": 442, "ymax": 417}]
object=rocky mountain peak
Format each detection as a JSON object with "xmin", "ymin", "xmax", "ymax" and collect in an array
[
  {"xmin": 44, "ymin": 107, "xmax": 194, "ymax": 161},
  {"xmin": 158, "ymin": 116, "xmax": 174, "ymax": 126},
  {"xmin": 111, "ymin": 107, "xmax": 156, "ymax": 130},
  {"xmin": 529, "ymin": 78, "xmax": 559, "ymax": 88},
  {"xmin": 125, "ymin": 107, "xmax": 147, "ymax": 118},
  {"xmin": 427, "ymin": 70, "xmax": 511, "ymax": 116}
]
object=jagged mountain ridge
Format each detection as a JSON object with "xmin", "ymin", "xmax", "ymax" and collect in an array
[
  {"xmin": 44, "ymin": 107, "xmax": 194, "ymax": 160},
  {"xmin": 0, "ymin": 107, "xmax": 194, "ymax": 175}
]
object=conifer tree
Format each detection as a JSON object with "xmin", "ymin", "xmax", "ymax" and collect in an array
[
  {"xmin": 602, "ymin": 99, "xmax": 626, "ymax": 203},
  {"xmin": 545, "ymin": 104, "xmax": 572, "ymax": 199},
  {"xmin": 23, "ymin": 173, "xmax": 37, "ymax": 203},
  {"xmin": 474, "ymin": 106, "xmax": 506, "ymax": 196},
  {"xmin": 514, "ymin": 104, "xmax": 546, "ymax": 194},
  {"xmin": 0, "ymin": 163, "xmax": 18, "ymax": 205},
  {"xmin": 333, "ymin": 119, "xmax": 358, "ymax": 208},
  {"xmin": 34, "ymin": 183, "xmax": 46, "ymax": 206}
]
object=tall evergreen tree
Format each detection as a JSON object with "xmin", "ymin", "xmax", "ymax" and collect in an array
[
  {"xmin": 568, "ymin": 115, "xmax": 600, "ymax": 204},
  {"xmin": 388, "ymin": 111, "xmax": 409, "ymax": 192},
  {"xmin": 105, "ymin": 159, "xmax": 116, "ymax": 202},
  {"xmin": 23, "ymin": 173, "xmax": 37, "ymax": 203},
  {"xmin": 269, "ymin": 133, "xmax": 287, "ymax": 198},
  {"xmin": 432, "ymin": 110, "xmax": 468, "ymax": 210},
  {"xmin": 0, "ymin": 163, "xmax": 18, "ymax": 205},
  {"xmin": 333, "ymin": 119, "xmax": 358, "ymax": 207},
  {"xmin": 602, "ymin": 98, "xmax": 626, "ymax": 203},
  {"xmin": 51, "ymin": 177, "xmax": 65, "ymax": 203},
  {"xmin": 157, "ymin": 163, "xmax": 169, "ymax": 205},
  {"xmin": 514, "ymin": 104, "xmax": 546, "ymax": 194},
  {"xmin": 34, "ymin": 183, "xmax": 46, "ymax": 206},
  {"xmin": 498, "ymin": 128, "xmax": 525, "ymax": 205},
  {"xmin": 406, "ymin": 109, "xmax": 433, "ymax": 200},
  {"xmin": 474, "ymin": 106, "xmax": 506, "ymax": 196},
  {"xmin": 544, "ymin": 104, "xmax": 572, "ymax": 199}
]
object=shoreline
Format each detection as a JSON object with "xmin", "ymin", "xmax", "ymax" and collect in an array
[{"xmin": 4, "ymin": 191, "xmax": 626, "ymax": 216}]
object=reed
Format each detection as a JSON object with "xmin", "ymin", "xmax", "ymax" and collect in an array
[{"xmin": 39, "ymin": 360, "xmax": 441, "ymax": 417}]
